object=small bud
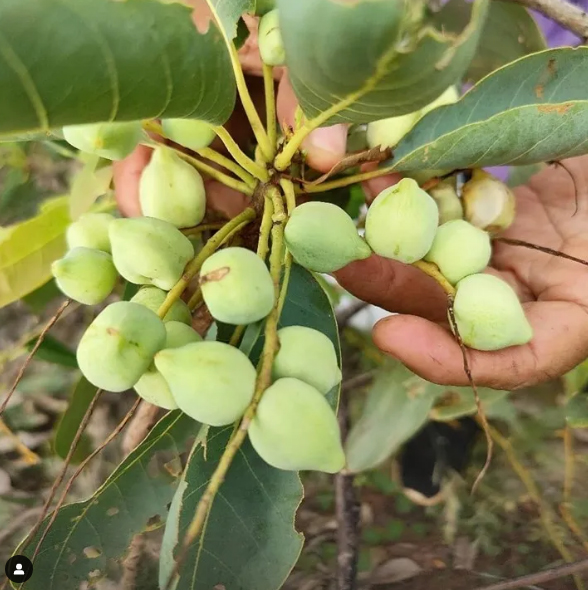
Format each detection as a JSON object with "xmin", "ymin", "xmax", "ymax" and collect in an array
[
  {"xmin": 66, "ymin": 213, "xmax": 115, "ymax": 253},
  {"xmin": 109, "ymin": 217, "xmax": 194, "ymax": 291},
  {"xmin": 284, "ymin": 202, "xmax": 372, "ymax": 273},
  {"xmin": 52, "ymin": 247, "xmax": 117, "ymax": 305},
  {"xmin": 131, "ymin": 286, "xmax": 192, "ymax": 324},
  {"xmin": 258, "ymin": 9, "xmax": 286, "ymax": 66},
  {"xmin": 462, "ymin": 170, "xmax": 516, "ymax": 234},
  {"xmin": 161, "ymin": 119, "xmax": 216, "ymax": 152},
  {"xmin": 62, "ymin": 121, "xmax": 142, "ymax": 161},
  {"xmin": 139, "ymin": 146, "xmax": 206, "ymax": 228},
  {"xmin": 365, "ymin": 178, "xmax": 439, "ymax": 263}
]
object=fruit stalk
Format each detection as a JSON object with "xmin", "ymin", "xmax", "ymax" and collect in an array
[
  {"xmin": 195, "ymin": 146, "xmax": 257, "ymax": 187},
  {"xmin": 412, "ymin": 260, "xmax": 456, "ymax": 296},
  {"xmin": 213, "ymin": 125, "xmax": 270, "ymax": 180},
  {"xmin": 257, "ymin": 192, "xmax": 275, "ymax": 260},
  {"xmin": 157, "ymin": 208, "xmax": 256, "ymax": 319},
  {"xmin": 164, "ymin": 187, "xmax": 286, "ymax": 590},
  {"xmin": 263, "ymin": 63, "xmax": 278, "ymax": 150},
  {"xmin": 301, "ymin": 165, "xmax": 398, "ymax": 194}
]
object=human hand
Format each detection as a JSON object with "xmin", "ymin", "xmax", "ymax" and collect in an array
[{"xmin": 336, "ymin": 156, "xmax": 588, "ymax": 390}]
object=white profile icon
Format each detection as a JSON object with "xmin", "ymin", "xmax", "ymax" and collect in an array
[{"xmin": 13, "ymin": 563, "xmax": 24, "ymax": 576}]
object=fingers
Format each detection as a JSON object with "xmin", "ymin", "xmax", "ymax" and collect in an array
[
  {"xmin": 333, "ymin": 255, "xmax": 448, "ymax": 322},
  {"xmin": 277, "ymin": 74, "xmax": 347, "ymax": 173},
  {"xmin": 112, "ymin": 145, "xmax": 152, "ymax": 218},
  {"xmin": 372, "ymin": 301, "xmax": 588, "ymax": 390},
  {"xmin": 205, "ymin": 180, "xmax": 250, "ymax": 219}
]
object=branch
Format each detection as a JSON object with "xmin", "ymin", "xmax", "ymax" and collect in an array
[
  {"xmin": 502, "ymin": 0, "xmax": 588, "ymax": 40},
  {"xmin": 473, "ymin": 558, "xmax": 588, "ymax": 590}
]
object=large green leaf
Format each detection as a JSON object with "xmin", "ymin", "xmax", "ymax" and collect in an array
[
  {"xmin": 0, "ymin": 0, "xmax": 236, "ymax": 137},
  {"xmin": 460, "ymin": 0, "xmax": 546, "ymax": 83},
  {"xmin": 345, "ymin": 363, "xmax": 444, "ymax": 473},
  {"xmin": 161, "ymin": 264, "xmax": 337, "ymax": 590},
  {"xmin": 277, "ymin": 0, "xmax": 488, "ymax": 123},
  {"xmin": 207, "ymin": 0, "xmax": 255, "ymax": 41},
  {"xmin": 391, "ymin": 47, "xmax": 588, "ymax": 172},
  {"xmin": 0, "ymin": 196, "xmax": 70, "ymax": 309},
  {"xmin": 21, "ymin": 411, "xmax": 199, "ymax": 590}
]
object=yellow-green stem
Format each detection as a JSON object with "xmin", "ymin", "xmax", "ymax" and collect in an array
[
  {"xmin": 229, "ymin": 325, "xmax": 246, "ymax": 347},
  {"xmin": 157, "ymin": 208, "xmax": 256, "ymax": 319},
  {"xmin": 182, "ymin": 222, "xmax": 226, "ymax": 237},
  {"xmin": 277, "ymin": 253, "xmax": 292, "ymax": 317},
  {"xmin": 412, "ymin": 260, "xmax": 456, "ymax": 297},
  {"xmin": 280, "ymin": 178, "xmax": 297, "ymax": 214},
  {"xmin": 299, "ymin": 165, "xmax": 397, "ymax": 194},
  {"xmin": 196, "ymin": 147, "xmax": 256, "ymax": 187},
  {"xmin": 213, "ymin": 126, "xmax": 269, "ymax": 181},
  {"xmin": 165, "ymin": 188, "xmax": 286, "ymax": 589},
  {"xmin": 187, "ymin": 288, "xmax": 203, "ymax": 311},
  {"xmin": 257, "ymin": 194, "xmax": 274, "ymax": 260},
  {"xmin": 263, "ymin": 64, "xmax": 277, "ymax": 152}
]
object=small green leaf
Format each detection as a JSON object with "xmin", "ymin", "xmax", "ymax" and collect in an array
[
  {"xmin": 53, "ymin": 376, "xmax": 97, "ymax": 463},
  {"xmin": 24, "ymin": 334, "xmax": 77, "ymax": 369},
  {"xmin": 21, "ymin": 411, "xmax": 198, "ymax": 590},
  {"xmin": 0, "ymin": 0, "xmax": 236, "ymax": 137},
  {"xmin": 391, "ymin": 47, "xmax": 588, "ymax": 172},
  {"xmin": 0, "ymin": 196, "xmax": 70, "ymax": 309},
  {"xmin": 345, "ymin": 363, "xmax": 444, "ymax": 473},
  {"xmin": 69, "ymin": 154, "xmax": 113, "ymax": 220},
  {"xmin": 278, "ymin": 0, "xmax": 488, "ymax": 123},
  {"xmin": 566, "ymin": 392, "xmax": 588, "ymax": 428},
  {"xmin": 162, "ymin": 427, "xmax": 304, "ymax": 590}
]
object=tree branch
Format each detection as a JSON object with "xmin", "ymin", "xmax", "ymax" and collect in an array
[{"xmin": 502, "ymin": 0, "xmax": 588, "ymax": 39}]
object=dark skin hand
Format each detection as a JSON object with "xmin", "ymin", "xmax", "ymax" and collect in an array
[{"xmin": 114, "ymin": 3, "xmax": 588, "ymax": 391}]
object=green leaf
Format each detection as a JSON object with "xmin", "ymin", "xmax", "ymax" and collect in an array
[
  {"xmin": 0, "ymin": 196, "xmax": 70, "ymax": 309},
  {"xmin": 53, "ymin": 376, "xmax": 97, "ymax": 463},
  {"xmin": 391, "ymin": 47, "xmax": 588, "ymax": 172},
  {"xmin": 463, "ymin": 0, "xmax": 546, "ymax": 83},
  {"xmin": 0, "ymin": 0, "xmax": 236, "ymax": 137},
  {"xmin": 563, "ymin": 358, "xmax": 588, "ymax": 395},
  {"xmin": 430, "ymin": 387, "xmax": 508, "ymax": 422},
  {"xmin": 345, "ymin": 363, "xmax": 444, "ymax": 473},
  {"xmin": 207, "ymin": 0, "xmax": 255, "ymax": 42},
  {"xmin": 507, "ymin": 163, "xmax": 545, "ymax": 188},
  {"xmin": 277, "ymin": 0, "xmax": 488, "ymax": 123},
  {"xmin": 161, "ymin": 427, "xmax": 304, "ymax": 590},
  {"xmin": 21, "ymin": 411, "xmax": 198, "ymax": 590},
  {"xmin": 69, "ymin": 154, "xmax": 113, "ymax": 220},
  {"xmin": 24, "ymin": 334, "xmax": 77, "ymax": 369},
  {"xmin": 22, "ymin": 279, "xmax": 62, "ymax": 313},
  {"xmin": 566, "ymin": 392, "xmax": 588, "ymax": 428}
]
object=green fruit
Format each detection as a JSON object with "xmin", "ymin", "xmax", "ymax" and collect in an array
[
  {"xmin": 139, "ymin": 146, "xmax": 206, "ymax": 228},
  {"xmin": 66, "ymin": 213, "xmax": 115, "ymax": 253},
  {"xmin": 420, "ymin": 85, "xmax": 460, "ymax": 116},
  {"xmin": 109, "ymin": 217, "xmax": 194, "ymax": 291},
  {"xmin": 134, "ymin": 321, "xmax": 202, "ymax": 409},
  {"xmin": 273, "ymin": 326, "xmax": 341, "ymax": 394},
  {"xmin": 249, "ymin": 378, "xmax": 345, "ymax": 473},
  {"xmin": 366, "ymin": 112, "xmax": 421, "ymax": 150},
  {"xmin": 429, "ymin": 181, "xmax": 464, "ymax": 225},
  {"xmin": 453, "ymin": 273, "xmax": 533, "ymax": 351},
  {"xmin": 462, "ymin": 170, "xmax": 516, "ymax": 234},
  {"xmin": 258, "ymin": 9, "xmax": 285, "ymax": 66},
  {"xmin": 200, "ymin": 247, "xmax": 275, "ymax": 324},
  {"xmin": 52, "ymin": 247, "xmax": 117, "ymax": 305},
  {"xmin": 77, "ymin": 301, "xmax": 166, "ymax": 392},
  {"xmin": 424, "ymin": 220, "xmax": 491, "ymax": 284},
  {"xmin": 284, "ymin": 202, "xmax": 371, "ymax": 273},
  {"xmin": 62, "ymin": 121, "xmax": 142, "ymax": 160},
  {"xmin": 365, "ymin": 178, "xmax": 439, "ymax": 263},
  {"xmin": 161, "ymin": 119, "xmax": 216, "ymax": 152},
  {"xmin": 154, "ymin": 341, "xmax": 256, "ymax": 426},
  {"xmin": 131, "ymin": 286, "xmax": 192, "ymax": 324}
]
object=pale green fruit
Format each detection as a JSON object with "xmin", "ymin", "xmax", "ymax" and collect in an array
[
  {"xmin": 424, "ymin": 220, "xmax": 491, "ymax": 285},
  {"xmin": 273, "ymin": 326, "xmax": 341, "ymax": 395},
  {"xmin": 52, "ymin": 247, "xmax": 117, "ymax": 305},
  {"xmin": 131, "ymin": 286, "xmax": 191, "ymax": 324},
  {"xmin": 366, "ymin": 112, "xmax": 421, "ymax": 150},
  {"xmin": 109, "ymin": 217, "xmax": 194, "ymax": 290},
  {"xmin": 139, "ymin": 146, "xmax": 206, "ymax": 228},
  {"xmin": 249, "ymin": 378, "xmax": 345, "ymax": 473},
  {"xmin": 453, "ymin": 273, "xmax": 533, "ymax": 351},
  {"xmin": 420, "ymin": 85, "xmax": 460, "ymax": 116},
  {"xmin": 200, "ymin": 247, "xmax": 275, "ymax": 324},
  {"xmin": 259, "ymin": 9, "xmax": 285, "ymax": 66},
  {"xmin": 154, "ymin": 341, "xmax": 256, "ymax": 426},
  {"xmin": 365, "ymin": 178, "xmax": 439, "ymax": 263},
  {"xmin": 77, "ymin": 301, "xmax": 166, "ymax": 392},
  {"xmin": 62, "ymin": 121, "xmax": 142, "ymax": 160},
  {"xmin": 429, "ymin": 181, "xmax": 464, "ymax": 224},
  {"xmin": 463, "ymin": 170, "xmax": 516, "ymax": 234},
  {"xmin": 66, "ymin": 213, "xmax": 115, "ymax": 253},
  {"xmin": 134, "ymin": 321, "xmax": 202, "ymax": 409},
  {"xmin": 161, "ymin": 119, "xmax": 216, "ymax": 151},
  {"xmin": 284, "ymin": 202, "xmax": 371, "ymax": 272}
]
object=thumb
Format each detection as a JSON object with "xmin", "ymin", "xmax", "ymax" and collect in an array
[{"xmin": 277, "ymin": 73, "xmax": 347, "ymax": 173}]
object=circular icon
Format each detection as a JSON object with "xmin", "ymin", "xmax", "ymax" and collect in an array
[{"xmin": 5, "ymin": 556, "xmax": 33, "ymax": 584}]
